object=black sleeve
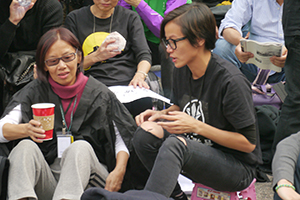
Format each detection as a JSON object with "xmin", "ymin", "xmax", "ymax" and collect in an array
[
  {"xmin": 127, "ymin": 11, "xmax": 152, "ymax": 65},
  {"xmin": 40, "ymin": 0, "xmax": 63, "ymax": 35},
  {"xmin": 0, "ymin": 20, "xmax": 18, "ymax": 59},
  {"xmin": 237, "ymin": 123, "xmax": 256, "ymax": 144}
]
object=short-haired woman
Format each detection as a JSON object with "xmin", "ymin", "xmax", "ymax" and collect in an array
[{"xmin": 132, "ymin": 3, "xmax": 262, "ymax": 199}]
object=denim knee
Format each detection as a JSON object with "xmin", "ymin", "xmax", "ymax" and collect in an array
[{"xmin": 213, "ymin": 39, "xmax": 240, "ymax": 67}]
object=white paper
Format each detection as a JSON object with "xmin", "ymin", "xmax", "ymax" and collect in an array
[
  {"xmin": 57, "ymin": 136, "xmax": 72, "ymax": 158},
  {"xmin": 108, "ymin": 85, "xmax": 171, "ymax": 104},
  {"xmin": 178, "ymin": 174, "xmax": 194, "ymax": 194},
  {"xmin": 240, "ymin": 39, "xmax": 283, "ymax": 72}
]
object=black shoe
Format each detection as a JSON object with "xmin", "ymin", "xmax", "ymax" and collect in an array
[{"xmin": 171, "ymin": 192, "xmax": 188, "ymax": 200}]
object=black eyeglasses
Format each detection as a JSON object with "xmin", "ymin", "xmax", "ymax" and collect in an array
[
  {"xmin": 45, "ymin": 49, "xmax": 78, "ymax": 67},
  {"xmin": 163, "ymin": 36, "xmax": 187, "ymax": 50}
]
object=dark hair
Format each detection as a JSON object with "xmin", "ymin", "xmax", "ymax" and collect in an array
[
  {"xmin": 36, "ymin": 27, "xmax": 84, "ymax": 82},
  {"xmin": 160, "ymin": 2, "xmax": 216, "ymax": 50}
]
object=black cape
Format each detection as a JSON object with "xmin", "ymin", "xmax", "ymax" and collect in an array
[{"xmin": 2, "ymin": 76, "xmax": 137, "ymax": 172}]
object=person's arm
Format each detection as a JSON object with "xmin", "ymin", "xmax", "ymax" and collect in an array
[
  {"xmin": 0, "ymin": 0, "xmax": 36, "ymax": 58},
  {"xmin": 127, "ymin": 11, "xmax": 152, "ymax": 88},
  {"xmin": 104, "ymin": 122, "xmax": 130, "ymax": 192},
  {"xmin": 129, "ymin": 60, "xmax": 151, "ymax": 88},
  {"xmin": 40, "ymin": 0, "xmax": 63, "ymax": 34},
  {"xmin": 0, "ymin": 104, "xmax": 46, "ymax": 143},
  {"xmin": 276, "ymin": 179, "xmax": 300, "ymax": 200},
  {"xmin": 135, "ymin": 104, "xmax": 180, "ymax": 126},
  {"xmin": 222, "ymin": 27, "xmax": 254, "ymax": 63},
  {"xmin": 218, "ymin": 0, "xmax": 252, "ymax": 39},
  {"xmin": 157, "ymin": 111, "xmax": 255, "ymax": 153},
  {"xmin": 272, "ymin": 132, "xmax": 300, "ymax": 199},
  {"xmin": 123, "ymin": 0, "xmax": 186, "ymax": 38}
]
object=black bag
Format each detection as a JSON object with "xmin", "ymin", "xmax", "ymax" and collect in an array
[
  {"xmin": 0, "ymin": 51, "xmax": 35, "ymax": 110},
  {"xmin": 145, "ymin": 71, "xmax": 164, "ymax": 110},
  {"xmin": 0, "ymin": 143, "xmax": 10, "ymax": 200},
  {"xmin": 0, "ymin": 157, "xmax": 9, "ymax": 200}
]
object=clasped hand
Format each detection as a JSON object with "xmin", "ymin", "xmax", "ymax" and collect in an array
[
  {"xmin": 135, "ymin": 109, "xmax": 200, "ymax": 134},
  {"xmin": 25, "ymin": 119, "xmax": 46, "ymax": 143}
]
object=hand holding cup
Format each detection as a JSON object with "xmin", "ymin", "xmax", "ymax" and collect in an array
[{"xmin": 31, "ymin": 103, "xmax": 55, "ymax": 141}]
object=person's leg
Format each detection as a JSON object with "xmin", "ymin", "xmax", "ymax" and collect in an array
[
  {"xmin": 53, "ymin": 140, "xmax": 109, "ymax": 200},
  {"xmin": 144, "ymin": 136, "xmax": 255, "ymax": 197},
  {"xmin": 213, "ymin": 38, "xmax": 258, "ymax": 82},
  {"xmin": 267, "ymin": 70, "xmax": 286, "ymax": 83},
  {"xmin": 273, "ymin": 35, "xmax": 300, "ymax": 151},
  {"xmin": 124, "ymin": 97, "xmax": 153, "ymax": 118},
  {"xmin": 7, "ymin": 140, "xmax": 57, "ymax": 200},
  {"xmin": 133, "ymin": 123, "xmax": 184, "ymax": 199}
]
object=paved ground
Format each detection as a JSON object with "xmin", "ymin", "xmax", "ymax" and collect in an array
[{"xmin": 255, "ymin": 174, "xmax": 274, "ymax": 200}]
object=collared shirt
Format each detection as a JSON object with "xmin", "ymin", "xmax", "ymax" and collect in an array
[{"xmin": 219, "ymin": 0, "xmax": 284, "ymax": 44}]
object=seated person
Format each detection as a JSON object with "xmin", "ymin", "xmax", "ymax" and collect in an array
[
  {"xmin": 1, "ymin": 27, "xmax": 136, "ymax": 200},
  {"xmin": 128, "ymin": 3, "xmax": 262, "ymax": 200},
  {"xmin": 272, "ymin": 132, "xmax": 300, "ymax": 200},
  {"xmin": 0, "ymin": 0, "xmax": 63, "ymax": 116},
  {"xmin": 213, "ymin": 0, "xmax": 286, "ymax": 83},
  {"xmin": 64, "ymin": 0, "xmax": 152, "ymax": 117}
]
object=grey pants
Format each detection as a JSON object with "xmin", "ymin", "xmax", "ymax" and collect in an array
[{"xmin": 8, "ymin": 140, "xmax": 108, "ymax": 200}]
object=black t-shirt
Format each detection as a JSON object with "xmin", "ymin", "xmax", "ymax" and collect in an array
[{"xmin": 171, "ymin": 53, "xmax": 262, "ymax": 165}]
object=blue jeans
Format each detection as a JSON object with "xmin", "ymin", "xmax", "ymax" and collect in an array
[
  {"xmin": 213, "ymin": 38, "xmax": 285, "ymax": 83},
  {"xmin": 133, "ymin": 127, "xmax": 256, "ymax": 197}
]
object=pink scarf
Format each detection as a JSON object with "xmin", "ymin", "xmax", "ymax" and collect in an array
[{"xmin": 49, "ymin": 72, "xmax": 88, "ymax": 127}]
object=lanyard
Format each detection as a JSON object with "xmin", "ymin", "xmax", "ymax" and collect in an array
[{"xmin": 60, "ymin": 95, "xmax": 77, "ymax": 133}]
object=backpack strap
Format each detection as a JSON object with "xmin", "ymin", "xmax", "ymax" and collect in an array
[{"xmin": 252, "ymin": 69, "xmax": 271, "ymax": 86}]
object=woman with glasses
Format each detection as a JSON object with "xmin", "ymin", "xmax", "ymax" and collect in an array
[
  {"xmin": 131, "ymin": 3, "xmax": 262, "ymax": 199},
  {"xmin": 0, "ymin": 27, "xmax": 136, "ymax": 200}
]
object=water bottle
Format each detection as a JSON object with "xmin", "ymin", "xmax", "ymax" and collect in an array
[{"xmin": 18, "ymin": 0, "xmax": 31, "ymax": 7}]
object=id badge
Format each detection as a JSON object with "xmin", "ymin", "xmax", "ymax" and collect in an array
[{"xmin": 57, "ymin": 131, "xmax": 74, "ymax": 158}]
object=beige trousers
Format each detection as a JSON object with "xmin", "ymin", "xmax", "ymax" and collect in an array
[{"xmin": 7, "ymin": 139, "xmax": 109, "ymax": 200}]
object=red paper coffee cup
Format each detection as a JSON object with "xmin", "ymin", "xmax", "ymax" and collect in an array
[{"xmin": 31, "ymin": 103, "xmax": 55, "ymax": 141}]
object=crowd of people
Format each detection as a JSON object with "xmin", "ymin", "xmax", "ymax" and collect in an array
[{"xmin": 0, "ymin": 0, "xmax": 299, "ymax": 200}]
